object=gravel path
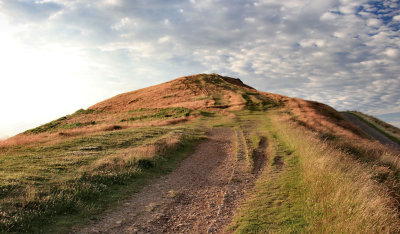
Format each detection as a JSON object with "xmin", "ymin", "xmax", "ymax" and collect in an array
[
  {"xmin": 75, "ymin": 128, "xmax": 260, "ymax": 234},
  {"xmin": 342, "ymin": 112, "xmax": 400, "ymax": 150}
]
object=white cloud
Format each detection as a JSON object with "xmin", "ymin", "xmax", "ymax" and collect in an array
[
  {"xmin": 385, "ymin": 48, "xmax": 399, "ymax": 58},
  {"xmin": 244, "ymin": 17, "xmax": 256, "ymax": 23},
  {"xmin": 112, "ymin": 17, "xmax": 134, "ymax": 30},
  {"xmin": 158, "ymin": 35, "xmax": 170, "ymax": 43},
  {"xmin": 0, "ymin": 0, "xmax": 399, "ymax": 138},
  {"xmin": 320, "ymin": 12, "xmax": 337, "ymax": 21},
  {"xmin": 367, "ymin": 18, "xmax": 382, "ymax": 27}
]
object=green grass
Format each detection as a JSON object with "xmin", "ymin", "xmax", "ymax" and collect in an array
[
  {"xmin": 199, "ymin": 110, "xmax": 216, "ymax": 117},
  {"xmin": 3, "ymin": 102, "xmax": 400, "ymax": 232},
  {"xmin": 24, "ymin": 116, "xmax": 68, "ymax": 134},
  {"xmin": 24, "ymin": 109, "xmax": 98, "ymax": 134},
  {"xmin": 60, "ymin": 121, "xmax": 96, "ymax": 129},
  {"xmin": 230, "ymin": 147, "xmax": 306, "ymax": 233},
  {"xmin": 231, "ymin": 112, "xmax": 307, "ymax": 233},
  {"xmin": 41, "ymin": 131, "xmax": 203, "ymax": 233},
  {"xmin": 230, "ymin": 111, "xmax": 400, "ymax": 233},
  {"xmin": 72, "ymin": 108, "xmax": 96, "ymax": 115},
  {"xmin": 0, "ymin": 126, "xmax": 204, "ymax": 232},
  {"xmin": 121, "ymin": 107, "xmax": 191, "ymax": 122},
  {"xmin": 195, "ymin": 96, "xmax": 211, "ymax": 101}
]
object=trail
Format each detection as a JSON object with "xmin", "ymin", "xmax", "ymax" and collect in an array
[
  {"xmin": 342, "ymin": 112, "xmax": 400, "ymax": 150},
  {"xmin": 76, "ymin": 128, "xmax": 263, "ymax": 234}
]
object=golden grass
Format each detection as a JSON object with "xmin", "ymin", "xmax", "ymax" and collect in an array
[
  {"xmin": 231, "ymin": 111, "xmax": 400, "ymax": 233},
  {"xmin": 0, "ymin": 134, "xmax": 45, "ymax": 148},
  {"xmin": 286, "ymin": 98, "xmax": 368, "ymax": 140},
  {"xmin": 352, "ymin": 111, "xmax": 400, "ymax": 140},
  {"xmin": 84, "ymin": 134, "xmax": 182, "ymax": 173},
  {"xmin": 272, "ymin": 113, "xmax": 400, "ymax": 232},
  {"xmin": 0, "ymin": 117, "xmax": 193, "ymax": 149}
]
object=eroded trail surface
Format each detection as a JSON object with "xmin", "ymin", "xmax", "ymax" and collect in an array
[{"xmin": 76, "ymin": 128, "xmax": 257, "ymax": 234}]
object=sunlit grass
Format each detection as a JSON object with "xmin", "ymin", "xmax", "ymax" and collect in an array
[
  {"xmin": 230, "ymin": 111, "xmax": 400, "ymax": 233},
  {"xmin": 0, "ymin": 126, "xmax": 204, "ymax": 232}
]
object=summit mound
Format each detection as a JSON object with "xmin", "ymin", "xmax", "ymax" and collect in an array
[{"xmin": 12, "ymin": 73, "xmax": 366, "ymax": 144}]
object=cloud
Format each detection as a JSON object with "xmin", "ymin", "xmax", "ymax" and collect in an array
[
  {"xmin": 0, "ymin": 0, "xmax": 399, "ymax": 137},
  {"xmin": 1, "ymin": 0, "xmax": 63, "ymax": 22}
]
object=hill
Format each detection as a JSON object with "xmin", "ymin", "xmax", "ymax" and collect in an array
[
  {"xmin": 1, "ymin": 74, "xmax": 400, "ymax": 232},
  {"xmin": 343, "ymin": 111, "xmax": 400, "ymax": 146}
]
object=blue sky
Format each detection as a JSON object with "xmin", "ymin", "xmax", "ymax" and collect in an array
[{"xmin": 0, "ymin": 0, "xmax": 399, "ymax": 138}]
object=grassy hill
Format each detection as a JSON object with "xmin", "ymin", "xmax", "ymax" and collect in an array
[
  {"xmin": 343, "ymin": 111, "xmax": 400, "ymax": 145},
  {"xmin": 1, "ymin": 74, "xmax": 400, "ymax": 232}
]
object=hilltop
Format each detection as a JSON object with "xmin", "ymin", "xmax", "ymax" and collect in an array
[{"xmin": 1, "ymin": 74, "xmax": 400, "ymax": 233}]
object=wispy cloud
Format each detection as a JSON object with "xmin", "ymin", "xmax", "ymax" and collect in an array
[{"xmin": 0, "ymin": 0, "xmax": 399, "ymax": 137}]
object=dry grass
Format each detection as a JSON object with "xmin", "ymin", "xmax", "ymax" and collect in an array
[
  {"xmin": 352, "ymin": 111, "xmax": 400, "ymax": 139},
  {"xmin": 280, "ymin": 98, "xmax": 400, "ymax": 173},
  {"xmin": 0, "ymin": 123, "xmax": 202, "ymax": 232},
  {"xmin": 0, "ymin": 116, "xmax": 194, "ymax": 149},
  {"xmin": 231, "ymin": 111, "xmax": 400, "ymax": 233},
  {"xmin": 273, "ymin": 113, "xmax": 400, "ymax": 232},
  {"xmin": 86, "ymin": 135, "xmax": 182, "ymax": 173},
  {"xmin": 286, "ymin": 98, "xmax": 368, "ymax": 140},
  {"xmin": 0, "ymin": 134, "xmax": 44, "ymax": 148},
  {"xmin": 3, "ymin": 74, "xmax": 282, "ymax": 149}
]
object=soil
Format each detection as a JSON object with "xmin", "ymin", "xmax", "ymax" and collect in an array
[
  {"xmin": 75, "ymin": 128, "xmax": 264, "ymax": 234},
  {"xmin": 342, "ymin": 112, "xmax": 400, "ymax": 150},
  {"xmin": 252, "ymin": 136, "xmax": 268, "ymax": 175}
]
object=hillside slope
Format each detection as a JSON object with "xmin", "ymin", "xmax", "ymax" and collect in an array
[
  {"xmin": 342, "ymin": 112, "xmax": 400, "ymax": 149},
  {"xmin": 1, "ymin": 74, "xmax": 400, "ymax": 233},
  {"xmin": 344, "ymin": 111, "xmax": 400, "ymax": 145}
]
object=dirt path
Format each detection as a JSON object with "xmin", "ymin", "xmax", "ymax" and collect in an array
[
  {"xmin": 75, "ymin": 128, "xmax": 260, "ymax": 234},
  {"xmin": 342, "ymin": 112, "xmax": 400, "ymax": 150}
]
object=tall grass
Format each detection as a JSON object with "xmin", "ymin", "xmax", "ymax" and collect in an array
[
  {"xmin": 231, "ymin": 111, "xmax": 400, "ymax": 233},
  {"xmin": 0, "ymin": 127, "xmax": 203, "ymax": 232}
]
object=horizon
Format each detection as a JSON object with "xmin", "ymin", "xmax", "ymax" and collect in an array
[{"xmin": 1, "ymin": 0, "xmax": 399, "ymax": 139}]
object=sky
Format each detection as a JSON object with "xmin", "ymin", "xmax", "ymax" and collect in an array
[{"xmin": 0, "ymin": 0, "xmax": 399, "ymax": 139}]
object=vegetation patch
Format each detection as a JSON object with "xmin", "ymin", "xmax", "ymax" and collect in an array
[
  {"xmin": 195, "ymin": 96, "xmax": 211, "ymax": 101},
  {"xmin": 24, "ymin": 116, "xmax": 68, "ymax": 134},
  {"xmin": 72, "ymin": 108, "xmax": 96, "ymax": 116},
  {"xmin": 121, "ymin": 107, "xmax": 191, "ymax": 122},
  {"xmin": 345, "ymin": 111, "xmax": 400, "ymax": 145},
  {"xmin": 162, "ymin": 94, "xmax": 176, "ymax": 99},
  {"xmin": 24, "ymin": 109, "xmax": 99, "ymax": 134},
  {"xmin": 230, "ymin": 111, "xmax": 400, "ymax": 233},
  {"xmin": 0, "ymin": 127, "xmax": 204, "ymax": 232},
  {"xmin": 60, "ymin": 121, "xmax": 96, "ymax": 130},
  {"xmin": 199, "ymin": 110, "xmax": 215, "ymax": 117}
]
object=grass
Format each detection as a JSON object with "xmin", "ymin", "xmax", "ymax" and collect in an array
[
  {"xmin": 195, "ymin": 96, "xmax": 211, "ymax": 101},
  {"xmin": 121, "ymin": 107, "xmax": 191, "ymax": 122},
  {"xmin": 24, "ymin": 116, "xmax": 68, "ymax": 134},
  {"xmin": 345, "ymin": 111, "xmax": 400, "ymax": 145},
  {"xmin": 24, "ymin": 109, "xmax": 99, "ymax": 134},
  {"xmin": 0, "ymin": 126, "xmax": 204, "ymax": 232},
  {"xmin": 230, "ymin": 111, "xmax": 400, "ymax": 233},
  {"xmin": 2, "ymin": 73, "xmax": 400, "ymax": 232},
  {"xmin": 230, "ymin": 142, "xmax": 306, "ymax": 233},
  {"xmin": 3, "ymin": 106, "xmax": 400, "ymax": 233}
]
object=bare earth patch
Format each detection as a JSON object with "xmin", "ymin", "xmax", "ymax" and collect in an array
[{"xmin": 75, "ymin": 128, "xmax": 259, "ymax": 233}]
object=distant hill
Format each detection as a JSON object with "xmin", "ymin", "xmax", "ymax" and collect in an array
[{"xmin": 343, "ymin": 111, "xmax": 400, "ymax": 145}]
